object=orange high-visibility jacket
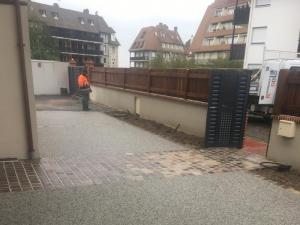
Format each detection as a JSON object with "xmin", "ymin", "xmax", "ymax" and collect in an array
[{"xmin": 78, "ymin": 74, "xmax": 89, "ymax": 88}]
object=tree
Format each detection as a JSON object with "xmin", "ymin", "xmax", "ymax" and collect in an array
[
  {"xmin": 29, "ymin": 18, "xmax": 59, "ymax": 60},
  {"xmin": 201, "ymin": 58, "xmax": 243, "ymax": 69},
  {"xmin": 149, "ymin": 54, "xmax": 167, "ymax": 68}
]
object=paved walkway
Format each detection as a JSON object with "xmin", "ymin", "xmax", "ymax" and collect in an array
[
  {"xmin": 0, "ymin": 110, "xmax": 268, "ymax": 192},
  {"xmin": 0, "ymin": 96, "xmax": 299, "ymax": 225},
  {"xmin": 1, "ymin": 172, "xmax": 300, "ymax": 225}
]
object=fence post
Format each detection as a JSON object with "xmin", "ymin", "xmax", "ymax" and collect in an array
[
  {"xmin": 104, "ymin": 68, "xmax": 107, "ymax": 86},
  {"xmin": 184, "ymin": 69, "xmax": 190, "ymax": 99},
  {"xmin": 273, "ymin": 69, "xmax": 289, "ymax": 115},
  {"xmin": 123, "ymin": 68, "xmax": 126, "ymax": 89},
  {"xmin": 148, "ymin": 69, "xmax": 152, "ymax": 93}
]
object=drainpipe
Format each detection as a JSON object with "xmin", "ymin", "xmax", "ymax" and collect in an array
[
  {"xmin": 229, "ymin": 0, "xmax": 239, "ymax": 60},
  {"xmin": 14, "ymin": 0, "xmax": 36, "ymax": 158}
]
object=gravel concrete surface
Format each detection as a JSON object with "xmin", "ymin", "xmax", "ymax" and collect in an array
[
  {"xmin": 1, "ymin": 171, "xmax": 300, "ymax": 225},
  {"xmin": 37, "ymin": 111, "xmax": 187, "ymax": 158}
]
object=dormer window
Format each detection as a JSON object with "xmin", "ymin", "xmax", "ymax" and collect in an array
[
  {"xmin": 51, "ymin": 12, "xmax": 59, "ymax": 20},
  {"xmin": 88, "ymin": 19, "xmax": 94, "ymax": 26},
  {"xmin": 140, "ymin": 31, "xmax": 146, "ymax": 39},
  {"xmin": 111, "ymin": 33, "xmax": 116, "ymax": 41},
  {"xmin": 39, "ymin": 9, "xmax": 46, "ymax": 17},
  {"xmin": 79, "ymin": 17, "xmax": 85, "ymax": 24}
]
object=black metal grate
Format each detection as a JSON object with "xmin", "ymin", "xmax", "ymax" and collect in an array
[{"xmin": 205, "ymin": 69, "xmax": 251, "ymax": 148}]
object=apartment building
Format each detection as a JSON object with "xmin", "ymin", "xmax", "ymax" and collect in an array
[
  {"xmin": 244, "ymin": 0, "xmax": 300, "ymax": 69},
  {"xmin": 189, "ymin": 0, "xmax": 250, "ymax": 63},
  {"xmin": 129, "ymin": 23, "xmax": 185, "ymax": 68},
  {"xmin": 29, "ymin": 2, "xmax": 119, "ymax": 67}
]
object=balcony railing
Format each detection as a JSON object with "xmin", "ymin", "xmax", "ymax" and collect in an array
[
  {"xmin": 230, "ymin": 44, "xmax": 246, "ymax": 60},
  {"xmin": 49, "ymin": 27, "xmax": 103, "ymax": 43},
  {"xmin": 130, "ymin": 56, "xmax": 148, "ymax": 61},
  {"xmin": 59, "ymin": 47, "xmax": 104, "ymax": 56},
  {"xmin": 234, "ymin": 5, "xmax": 250, "ymax": 25}
]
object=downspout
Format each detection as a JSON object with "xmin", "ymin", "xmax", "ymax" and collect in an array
[
  {"xmin": 14, "ymin": 0, "xmax": 36, "ymax": 157},
  {"xmin": 229, "ymin": 0, "xmax": 239, "ymax": 60}
]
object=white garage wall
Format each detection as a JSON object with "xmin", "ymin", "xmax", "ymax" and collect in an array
[{"xmin": 32, "ymin": 60, "xmax": 69, "ymax": 95}]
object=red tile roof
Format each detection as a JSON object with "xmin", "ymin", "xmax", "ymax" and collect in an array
[{"xmin": 129, "ymin": 23, "xmax": 184, "ymax": 52}]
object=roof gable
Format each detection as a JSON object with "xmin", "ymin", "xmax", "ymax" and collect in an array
[{"xmin": 29, "ymin": 1, "xmax": 115, "ymax": 34}]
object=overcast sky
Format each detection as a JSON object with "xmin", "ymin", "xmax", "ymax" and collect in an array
[{"xmin": 34, "ymin": 0, "xmax": 214, "ymax": 67}]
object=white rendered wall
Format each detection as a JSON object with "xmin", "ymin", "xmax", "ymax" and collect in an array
[
  {"xmin": 90, "ymin": 85, "xmax": 208, "ymax": 137},
  {"xmin": 244, "ymin": 0, "xmax": 300, "ymax": 68},
  {"xmin": 32, "ymin": 60, "xmax": 69, "ymax": 95}
]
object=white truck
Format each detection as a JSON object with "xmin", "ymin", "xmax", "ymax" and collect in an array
[{"xmin": 248, "ymin": 51, "xmax": 300, "ymax": 120}]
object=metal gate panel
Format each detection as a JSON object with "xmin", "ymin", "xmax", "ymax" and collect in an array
[{"xmin": 205, "ymin": 69, "xmax": 251, "ymax": 148}]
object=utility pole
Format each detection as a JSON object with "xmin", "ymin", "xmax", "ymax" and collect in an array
[{"xmin": 229, "ymin": 0, "xmax": 239, "ymax": 60}]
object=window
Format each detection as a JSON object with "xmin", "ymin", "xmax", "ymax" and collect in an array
[
  {"xmin": 228, "ymin": 7, "xmax": 234, "ymax": 15},
  {"xmin": 79, "ymin": 17, "xmax": 84, "ymax": 24},
  {"xmin": 140, "ymin": 41, "xmax": 144, "ymax": 48},
  {"xmin": 225, "ymin": 35, "xmax": 233, "ymax": 44},
  {"xmin": 256, "ymin": 0, "xmax": 271, "ymax": 7},
  {"xmin": 206, "ymin": 38, "xmax": 214, "ymax": 46},
  {"xmin": 239, "ymin": 34, "xmax": 247, "ymax": 44},
  {"xmin": 223, "ymin": 22, "xmax": 233, "ymax": 30},
  {"xmin": 39, "ymin": 9, "xmax": 46, "ymax": 17},
  {"xmin": 111, "ymin": 33, "xmax": 116, "ymax": 41},
  {"xmin": 214, "ymin": 8, "xmax": 223, "ymax": 17},
  {"xmin": 209, "ymin": 24, "xmax": 217, "ymax": 32},
  {"xmin": 251, "ymin": 27, "xmax": 267, "ymax": 44},
  {"xmin": 51, "ymin": 12, "xmax": 59, "ymax": 20},
  {"xmin": 88, "ymin": 19, "xmax": 94, "ymax": 26}
]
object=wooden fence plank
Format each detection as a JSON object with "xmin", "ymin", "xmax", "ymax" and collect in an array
[
  {"xmin": 273, "ymin": 69, "xmax": 300, "ymax": 116},
  {"xmin": 90, "ymin": 67, "xmax": 211, "ymax": 102}
]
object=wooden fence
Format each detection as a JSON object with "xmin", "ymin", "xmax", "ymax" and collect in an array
[
  {"xmin": 90, "ymin": 68, "xmax": 210, "ymax": 102},
  {"xmin": 273, "ymin": 69, "xmax": 300, "ymax": 117}
]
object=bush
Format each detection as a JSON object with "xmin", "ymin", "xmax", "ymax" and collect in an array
[{"xmin": 149, "ymin": 55, "xmax": 243, "ymax": 69}]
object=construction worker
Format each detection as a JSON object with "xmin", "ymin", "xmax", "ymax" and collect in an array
[{"xmin": 77, "ymin": 69, "xmax": 91, "ymax": 111}]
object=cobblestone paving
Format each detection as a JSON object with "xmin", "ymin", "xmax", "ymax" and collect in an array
[
  {"xmin": 6, "ymin": 96, "xmax": 268, "ymax": 194},
  {"xmin": 0, "ymin": 148, "xmax": 269, "ymax": 193}
]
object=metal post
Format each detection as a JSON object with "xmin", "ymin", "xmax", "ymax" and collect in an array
[{"xmin": 229, "ymin": 0, "xmax": 239, "ymax": 60}]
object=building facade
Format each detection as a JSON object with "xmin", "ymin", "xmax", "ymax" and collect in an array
[
  {"xmin": 29, "ymin": 2, "xmax": 119, "ymax": 67},
  {"xmin": 243, "ymin": 0, "xmax": 300, "ymax": 69},
  {"xmin": 189, "ymin": 0, "xmax": 250, "ymax": 63},
  {"xmin": 0, "ymin": 0, "xmax": 39, "ymax": 159},
  {"xmin": 129, "ymin": 23, "xmax": 185, "ymax": 68}
]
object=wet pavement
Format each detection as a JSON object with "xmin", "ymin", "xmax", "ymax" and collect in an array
[{"xmin": 1, "ymin": 96, "xmax": 299, "ymax": 225}]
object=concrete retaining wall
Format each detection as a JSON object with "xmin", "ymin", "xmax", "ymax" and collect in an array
[
  {"xmin": 32, "ymin": 60, "xmax": 69, "ymax": 95},
  {"xmin": 90, "ymin": 85, "xmax": 208, "ymax": 137},
  {"xmin": 267, "ymin": 120, "xmax": 300, "ymax": 171}
]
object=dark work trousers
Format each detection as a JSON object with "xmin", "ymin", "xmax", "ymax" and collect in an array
[{"xmin": 78, "ymin": 88, "xmax": 91, "ymax": 111}]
